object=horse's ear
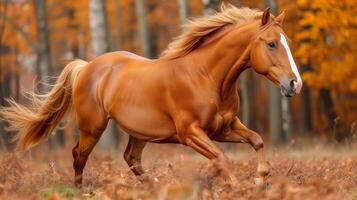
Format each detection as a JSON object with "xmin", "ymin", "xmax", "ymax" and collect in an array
[
  {"xmin": 276, "ymin": 10, "xmax": 285, "ymax": 24},
  {"xmin": 262, "ymin": 8, "xmax": 271, "ymax": 26}
]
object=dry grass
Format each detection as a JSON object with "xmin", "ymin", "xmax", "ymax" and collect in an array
[{"xmin": 1, "ymin": 142, "xmax": 357, "ymax": 200}]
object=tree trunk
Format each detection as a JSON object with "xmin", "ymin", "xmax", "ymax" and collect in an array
[
  {"xmin": 178, "ymin": 0, "xmax": 189, "ymax": 25},
  {"xmin": 264, "ymin": 0, "xmax": 277, "ymax": 12},
  {"xmin": 0, "ymin": 0, "xmax": 9, "ymax": 151},
  {"xmin": 33, "ymin": 0, "xmax": 52, "ymax": 90},
  {"xmin": 282, "ymin": 97, "xmax": 292, "ymax": 140},
  {"xmin": 89, "ymin": 0, "xmax": 110, "ymax": 56},
  {"xmin": 299, "ymin": 64, "xmax": 311, "ymax": 134},
  {"xmin": 319, "ymin": 89, "xmax": 336, "ymax": 135},
  {"xmin": 113, "ymin": 0, "xmax": 122, "ymax": 50},
  {"xmin": 268, "ymin": 82, "xmax": 283, "ymax": 144},
  {"xmin": 0, "ymin": 73, "xmax": 12, "ymax": 150},
  {"xmin": 33, "ymin": 0, "xmax": 65, "ymax": 148},
  {"xmin": 135, "ymin": 0, "xmax": 152, "ymax": 58},
  {"xmin": 202, "ymin": 0, "xmax": 220, "ymax": 16},
  {"xmin": 89, "ymin": 0, "xmax": 119, "ymax": 149}
]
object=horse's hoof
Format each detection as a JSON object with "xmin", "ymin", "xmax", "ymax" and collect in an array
[
  {"xmin": 138, "ymin": 174, "xmax": 159, "ymax": 185},
  {"xmin": 254, "ymin": 177, "xmax": 264, "ymax": 185},
  {"xmin": 254, "ymin": 177, "xmax": 268, "ymax": 190}
]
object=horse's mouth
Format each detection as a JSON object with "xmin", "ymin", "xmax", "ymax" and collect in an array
[{"xmin": 280, "ymin": 85, "xmax": 296, "ymax": 97}]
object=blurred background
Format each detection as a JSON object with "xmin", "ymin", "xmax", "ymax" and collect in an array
[{"xmin": 0, "ymin": 0, "xmax": 356, "ymax": 152}]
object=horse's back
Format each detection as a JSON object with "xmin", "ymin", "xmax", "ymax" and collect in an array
[{"xmin": 114, "ymin": 51, "xmax": 149, "ymax": 60}]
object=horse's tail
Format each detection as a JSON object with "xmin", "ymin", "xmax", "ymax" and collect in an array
[{"xmin": 0, "ymin": 59, "xmax": 87, "ymax": 151}]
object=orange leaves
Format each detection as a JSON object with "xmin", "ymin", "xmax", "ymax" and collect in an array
[{"xmin": 295, "ymin": 0, "xmax": 357, "ymax": 123}]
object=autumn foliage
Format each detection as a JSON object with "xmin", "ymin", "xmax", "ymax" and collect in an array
[
  {"xmin": 1, "ymin": 0, "xmax": 357, "ymax": 199},
  {"xmin": 0, "ymin": 0, "xmax": 356, "ymax": 142},
  {"xmin": 295, "ymin": 0, "xmax": 357, "ymax": 129}
]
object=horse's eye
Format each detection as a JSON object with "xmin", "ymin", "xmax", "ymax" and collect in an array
[{"xmin": 267, "ymin": 42, "xmax": 276, "ymax": 49}]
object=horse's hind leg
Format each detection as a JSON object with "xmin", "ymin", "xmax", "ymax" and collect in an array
[
  {"xmin": 72, "ymin": 131, "xmax": 103, "ymax": 187},
  {"xmin": 72, "ymin": 87, "xmax": 109, "ymax": 187},
  {"xmin": 72, "ymin": 107, "xmax": 108, "ymax": 187},
  {"xmin": 124, "ymin": 136, "xmax": 147, "ymax": 178}
]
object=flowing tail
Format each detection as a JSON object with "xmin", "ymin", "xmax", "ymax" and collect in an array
[{"xmin": 0, "ymin": 59, "xmax": 87, "ymax": 150}]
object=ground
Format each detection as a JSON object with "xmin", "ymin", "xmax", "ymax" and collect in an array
[{"xmin": 1, "ymin": 141, "xmax": 357, "ymax": 200}]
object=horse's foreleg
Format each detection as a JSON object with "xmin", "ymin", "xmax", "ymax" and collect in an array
[
  {"xmin": 180, "ymin": 123, "xmax": 237, "ymax": 183},
  {"xmin": 124, "ymin": 136, "xmax": 147, "ymax": 177},
  {"xmin": 72, "ymin": 131, "xmax": 101, "ymax": 187},
  {"xmin": 214, "ymin": 117, "xmax": 269, "ymax": 184}
]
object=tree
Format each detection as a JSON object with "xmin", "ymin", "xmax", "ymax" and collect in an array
[
  {"xmin": 89, "ymin": 0, "xmax": 119, "ymax": 149},
  {"xmin": 299, "ymin": 64, "xmax": 312, "ymax": 134},
  {"xmin": 295, "ymin": 0, "xmax": 356, "ymax": 137},
  {"xmin": 0, "ymin": 0, "xmax": 9, "ymax": 151},
  {"xmin": 33, "ymin": 0, "xmax": 52, "ymax": 90},
  {"xmin": 33, "ymin": 0, "xmax": 66, "ymax": 147},
  {"xmin": 202, "ymin": 0, "xmax": 219, "ymax": 16},
  {"xmin": 135, "ymin": 0, "xmax": 152, "ymax": 58},
  {"xmin": 89, "ymin": 0, "xmax": 110, "ymax": 57},
  {"xmin": 112, "ymin": 0, "xmax": 122, "ymax": 50},
  {"xmin": 178, "ymin": 0, "xmax": 189, "ymax": 25}
]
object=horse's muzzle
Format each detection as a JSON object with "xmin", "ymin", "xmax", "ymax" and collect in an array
[{"xmin": 280, "ymin": 79, "xmax": 298, "ymax": 97}]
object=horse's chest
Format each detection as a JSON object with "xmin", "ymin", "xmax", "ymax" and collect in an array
[
  {"xmin": 207, "ymin": 108, "xmax": 236, "ymax": 136},
  {"xmin": 209, "ymin": 95, "xmax": 239, "ymax": 134}
]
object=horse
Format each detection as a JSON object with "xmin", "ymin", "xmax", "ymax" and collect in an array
[{"xmin": 0, "ymin": 5, "xmax": 302, "ymax": 187}]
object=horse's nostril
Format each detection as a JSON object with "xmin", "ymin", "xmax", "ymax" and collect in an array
[{"xmin": 290, "ymin": 80, "xmax": 297, "ymax": 89}]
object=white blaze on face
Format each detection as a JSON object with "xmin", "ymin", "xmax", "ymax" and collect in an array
[{"xmin": 279, "ymin": 33, "xmax": 302, "ymax": 93}]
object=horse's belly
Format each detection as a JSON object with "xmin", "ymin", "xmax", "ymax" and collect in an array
[{"xmin": 112, "ymin": 105, "xmax": 177, "ymax": 141}]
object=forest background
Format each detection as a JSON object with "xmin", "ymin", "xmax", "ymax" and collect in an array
[{"xmin": 0, "ymin": 0, "xmax": 356, "ymax": 151}]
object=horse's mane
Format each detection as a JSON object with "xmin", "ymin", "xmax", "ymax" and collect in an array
[{"xmin": 161, "ymin": 5, "xmax": 262, "ymax": 59}]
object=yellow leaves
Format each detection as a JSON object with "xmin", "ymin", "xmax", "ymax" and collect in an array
[
  {"xmin": 296, "ymin": 0, "xmax": 309, "ymax": 6},
  {"xmin": 296, "ymin": 0, "xmax": 357, "ymax": 89},
  {"xmin": 302, "ymin": 72, "xmax": 318, "ymax": 87},
  {"xmin": 298, "ymin": 12, "xmax": 315, "ymax": 27},
  {"xmin": 295, "ymin": 0, "xmax": 357, "ymax": 123},
  {"xmin": 294, "ymin": 43, "xmax": 310, "ymax": 64},
  {"xmin": 350, "ymin": 80, "xmax": 357, "ymax": 92}
]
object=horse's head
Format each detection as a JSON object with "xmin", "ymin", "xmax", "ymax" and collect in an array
[{"xmin": 250, "ymin": 8, "xmax": 302, "ymax": 97}]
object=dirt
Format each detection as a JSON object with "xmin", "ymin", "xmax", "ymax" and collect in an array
[{"xmin": 0, "ymin": 143, "xmax": 357, "ymax": 200}]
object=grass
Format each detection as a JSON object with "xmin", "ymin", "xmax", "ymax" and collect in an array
[
  {"xmin": 38, "ymin": 178, "xmax": 79, "ymax": 198},
  {"xmin": 1, "ymin": 143, "xmax": 357, "ymax": 199},
  {"xmin": 38, "ymin": 185, "xmax": 79, "ymax": 198}
]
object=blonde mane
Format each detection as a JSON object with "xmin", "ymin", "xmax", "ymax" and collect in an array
[{"xmin": 161, "ymin": 5, "xmax": 262, "ymax": 59}]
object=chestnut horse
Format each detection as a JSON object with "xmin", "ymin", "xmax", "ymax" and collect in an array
[{"xmin": 0, "ymin": 6, "xmax": 302, "ymax": 187}]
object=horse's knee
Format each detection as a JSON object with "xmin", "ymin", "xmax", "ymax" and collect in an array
[{"xmin": 249, "ymin": 133, "xmax": 264, "ymax": 150}]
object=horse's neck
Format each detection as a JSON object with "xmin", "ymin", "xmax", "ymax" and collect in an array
[{"xmin": 188, "ymin": 22, "xmax": 259, "ymax": 96}]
